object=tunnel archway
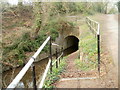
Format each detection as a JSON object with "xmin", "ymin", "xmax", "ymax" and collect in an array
[{"xmin": 64, "ymin": 36, "xmax": 79, "ymax": 55}]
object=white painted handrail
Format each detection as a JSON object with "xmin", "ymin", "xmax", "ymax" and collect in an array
[
  {"xmin": 38, "ymin": 59, "xmax": 51, "ymax": 88},
  {"xmin": 52, "ymin": 43, "xmax": 60, "ymax": 47},
  {"xmin": 33, "ymin": 36, "xmax": 50, "ymax": 59},
  {"xmin": 86, "ymin": 17, "xmax": 100, "ymax": 35},
  {"xmin": 7, "ymin": 36, "xmax": 50, "ymax": 89},
  {"xmin": 86, "ymin": 17, "xmax": 99, "ymax": 24},
  {"xmin": 38, "ymin": 52, "xmax": 63, "ymax": 88},
  {"xmin": 86, "ymin": 17, "xmax": 101, "ymax": 74},
  {"xmin": 57, "ymin": 52, "xmax": 63, "ymax": 61},
  {"xmin": 97, "ymin": 24, "xmax": 100, "ymax": 35},
  {"xmin": 52, "ymin": 52, "xmax": 63, "ymax": 66}
]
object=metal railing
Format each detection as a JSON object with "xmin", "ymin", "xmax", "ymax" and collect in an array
[
  {"xmin": 38, "ymin": 58, "xmax": 51, "ymax": 88},
  {"xmin": 38, "ymin": 44, "xmax": 64, "ymax": 88},
  {"xmin": 6, "ymin": 36, "xmax": 64, "ymax": 89},
  {"xmin": 6, "ymin": 36, "xmax": 52, "ymax": 89},
  {"xmin": 86, "ymin": 17, "xmax": 100, "ymax": 35},
  {"xmin": 86, "ymin": 17, "xmax": 100, "ymax": 74}
]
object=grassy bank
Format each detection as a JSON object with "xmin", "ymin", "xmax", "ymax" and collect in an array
[
  {"xmin": 43, "ymin": 57, "xmax": 66, "ymax": 89},
  {"xmin": 75, "ymin": 24, "xmax": 97, "ymax": 71}
]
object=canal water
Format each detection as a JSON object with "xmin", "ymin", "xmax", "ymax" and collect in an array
[{"xmin": 2, "ymin": 46, "xmax": 78, "ymax": 88}]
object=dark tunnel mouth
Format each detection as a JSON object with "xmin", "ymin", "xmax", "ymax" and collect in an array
[{"xmin": 64, "ymin": 36, "xmax": 79, "ymax": 56}]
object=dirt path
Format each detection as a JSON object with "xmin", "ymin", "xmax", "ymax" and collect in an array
[
  {"xmin": 54, "ymin": 51, "xmax": 98, "ymax": 88},
  {"xmin": 54, "ymin": 51, "xmax": 80, "ymax": 88},
  {"xmin": 54, "ymin": 14, "xmax": 118, "ymax": 88}
]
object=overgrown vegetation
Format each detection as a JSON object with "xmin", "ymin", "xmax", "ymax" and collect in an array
[
  {"xmin": 43, "ymin": 57, "xmax": 66, "ymax": 89},
  {"xmin": 117, "ymin": 1, "xmax": 120, "ymax": 13},
  {"xmin": 2, "ymin": 16, "xmax": 73, "ymax": 67},
  {"xmin": 75, "ymin": 24, "xmax": 97, "ymax": 71},
  {"xmin": 2, "ymin": 2, "xmax": 115, "ymax": 70}
]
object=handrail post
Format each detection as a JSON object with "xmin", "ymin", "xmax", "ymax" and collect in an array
[
  {"xmin": 56, "ymin": 48, "xmax": 58, "ymax": 68},
  {"xmin": 59, "ymin": 58, "xmax": 60, "ymax": 64},
  {"xmin": 49, "ymin": 36, "xmax": 52, "ymax": 73},
  {"xmin": 86, "ymin": 17, "xmax": 101, "ymax": 76},
  {"xmin": 31, "ymin": 64, "xmax": 37, "ymax": 90},
  {"xmin": 95, "ymin": 23, "xmax": 97, "ymax": 38},
  {"xmin": 61, "ymin": 47, "xmax": 63, "ymax": 59},
  {"xmin": 89, "ymin": 20, "xmax": 91, "ymax": 27},
  {"xmin": 97, "ymin": 34, "xmax": 100, "ymax": 75}
]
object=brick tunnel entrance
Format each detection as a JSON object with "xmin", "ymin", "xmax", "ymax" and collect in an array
[{"xmin": 64, "ymin": 36, "xmax": 79, "ymax": 55}]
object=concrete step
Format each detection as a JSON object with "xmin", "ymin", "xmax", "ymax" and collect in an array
[{"xmin": 60, "ymin": 77, "xmax": 98, "ymax": 81}]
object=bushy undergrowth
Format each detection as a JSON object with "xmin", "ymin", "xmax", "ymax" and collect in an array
[
  {"xmin": 3, "ymin": 25, "xmax": 51, "ymax": 66},
  {"xmin": 3, "ymin": 16, "xmax": 75, "ymax": 67},
  {"xmin": 43, "ymin": 57, "xmax": 66, "ymax": 89}
]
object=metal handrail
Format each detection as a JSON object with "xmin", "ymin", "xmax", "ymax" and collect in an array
[
  {"xmin": 52, "ymin": 52, "xmax": 63, "ymax": 66},
  {"xmin": 38, "ymin": 51, "xmax": 63, "ymax": 88},
  {"xmin": 38, "ymin": 59, "xmax": 51, "ymax": 88},
  {"xmin": 86, "ymin": 17, "xmax": 101, "ymax": 75},
  {"xmin": 38, "ymin": 43, "xmax": 63, "ymax": 89},
  {"xmin": 86, "ymin": 17, "xmax": 100, "ymax": 35},
  {"xmin": 7, "ymin": 36, "xmax": 50, "ymax": 89}
]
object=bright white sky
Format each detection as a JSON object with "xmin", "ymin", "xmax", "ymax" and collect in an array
[
  {"xmin": 8, "ymin": 0, "xmax": 18, "ymax": 5},
  {"xmin": 7, "ymin": 0, "xmax": 119, "ymax": 5},
  {"xmin": 8, "ymin": 0, "xmax": 30, "ymax": 5}
]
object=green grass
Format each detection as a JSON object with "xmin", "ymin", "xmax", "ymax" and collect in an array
[
  {"xmin": 76, "ymin": 24, "xmax": 97, "ymax": 71},
  {"xmin": 75, "ymin": 58, "xmax": 97, "ymax": 71},
  {"xmin": 80, "ymin": 34, "xmax": 97, "ymax": 57},
  {"xmin": 43, "ymin": 57, "xmax": 67, "ymax": 89}
]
